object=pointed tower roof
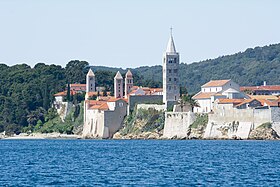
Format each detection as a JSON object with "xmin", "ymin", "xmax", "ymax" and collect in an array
[
  {"xmin": 125, "ymin": 70, "xmax": 133, "ymax": 78},
  {"xmin": 166, "ymin": 28, "xmax": 176, "ymax": 53},
  {"xmin": 114, "ymin": 71, "xmax": 123, "ymax": 79},
  {"xmin": 87, "ymin": 68, "xmax": 95, "ymax": 76}
]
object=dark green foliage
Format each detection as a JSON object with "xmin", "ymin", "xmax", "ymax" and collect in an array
[
  {"xmin": 65, "ymin": 60, "xmax": 89, "ymax": 84},
  {"xmin": 0, "ymin": 61, "xmax": 85, "ymax": 133},
  {"xmin": 258, "ymin": 122, "xmax": 272, "ymax": 129},
  {"xmin": 37, "ymin": 103, "xmax": 84, "ymax": 134},
  {"xmin": 120, "ymin": 108, "xmax": 165, "ymax": 135}
]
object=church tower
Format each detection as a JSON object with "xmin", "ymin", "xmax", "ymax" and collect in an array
[
  {"xmin": 125, "ymin": 70, "xmax": 133, "ymax": 98},
  {"xmin": 163, "ymin": 29, "xmax": 180, "ymax": 107},
  {"xmin": 114, "ymin": 71, "xmax": 123, "ymax": 98},
  {"xmin": 86, "ymin": 68, "xmax": 95, "ymax": 92}
]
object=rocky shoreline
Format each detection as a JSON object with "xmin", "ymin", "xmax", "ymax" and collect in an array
[{"xmin": 1, "ymin": 132, "xmax": 82, "ymax": 140}]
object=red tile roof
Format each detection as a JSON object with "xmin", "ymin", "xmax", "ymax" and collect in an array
[
  {"xmin": 241, "ymin": 85, "xmax": 280, "ymax": 91},
  {"xmin": 217, "ymin": 98, "xmax": 245, "ymax": 104},
  {"xmin": 202, "ymin": 80, "xmax": 231, "ymax": 87},
  {"xmin": 192, "ymin": 92, "xmax": 215, "ymax": 99},
  {"xmin": 248, "ymin": 95, "xmax": 279, "ymax": 100}
]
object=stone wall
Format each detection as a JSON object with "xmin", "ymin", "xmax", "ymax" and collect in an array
[
  {"xmin": 128, "ymin": 95, "xmax": 163, "ymax": 113},
  {"xmin": 136, "ymin": 104, "xmax": 165, "ymax": 111},
  {"xmin": 104, "ymin": 100, "xmax": 127, "ymax": 138},
  {"xmin": 163, "ymin": 112, "xmax": 196, "ymax": 138},
  {"xmin": 83, "ymin": 100, "xmax": 127, "ymax": 138},
  {"xmin": 204, "ymin": 107, "xmax": 274, "ymax": 139}
]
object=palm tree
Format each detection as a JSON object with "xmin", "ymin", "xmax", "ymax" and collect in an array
[{"xmin": 181, "ymin": 95, "xmax": 199, "ymax": 112}]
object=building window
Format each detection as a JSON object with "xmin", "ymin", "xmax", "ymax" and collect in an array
[
  {"xmin": 168, "ymin": 60, "xmax": 173, "ymax": 63},
  {"xmin": 174, "ymin": 78, "xmax": 177, "ymax": 81},
  {"xmin": 174, "ymin": 69, "xmax": 178, "ymax": 73},
  {"xmin": 90, "ymin": 77, "xmax": 93, "ymax": 80},
  {"xmin": 169, "ymin": 78, "xmax": 171, "ymax": 81},
  {"xmin": 169, "ymin": 69, "xmax": 172, "ymax": 73}
]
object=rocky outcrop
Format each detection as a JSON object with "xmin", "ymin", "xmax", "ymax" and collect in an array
[
  {"xmin": 113, "ymin": 131, "xmax": 162, "ymax": 139},
  {"xmin": 249, "ymin": 128, "xmax": 279, "ymax": 140},
  {"xmin": 113, "ymin": 108, "xmax": 164, "ymax": 139}
]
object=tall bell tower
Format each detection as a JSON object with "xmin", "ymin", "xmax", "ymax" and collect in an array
[
  {"xmin": 86, "ymin": 68, "xmax": 95, "ymax": 92},
  {"xmin": 163, "ymin": 28, "xmax": 180, "ymax": 108},
  {"xmin": 114, "ymin": 71, "xmax": 123, "ymax": 98},
  {"xmin": 125, "ymin": 70, "xmax": 133, "ymax": 98}
]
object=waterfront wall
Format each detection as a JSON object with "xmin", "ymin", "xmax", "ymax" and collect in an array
[
  {"xmin": 163, "ymin": 112, "xmax": 196, "ymax": 138},
  {"xmin": 204, "ymin": 107, "xmax": 280, "ymax": 139}
]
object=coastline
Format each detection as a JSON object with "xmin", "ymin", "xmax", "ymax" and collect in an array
[{"xmin": 1, "ymin": 133, "xmax": 82, "ymax": 140}]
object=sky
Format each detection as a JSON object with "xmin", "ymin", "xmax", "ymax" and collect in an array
[{"xmin": 0, "ymin": 0, "xmax": 280, "ymax": 68}]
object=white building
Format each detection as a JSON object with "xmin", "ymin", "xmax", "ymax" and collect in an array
[
  {"xmin": 83, "ymin": 69, "xmax": 128, "ymax": 138},
  {"xmin": 163, "ymin": 31, "xmax": 180, "ymax": 108},
  {"xmin": 192, "ymin": 79, "xmax": 248, "ymax": 113}
]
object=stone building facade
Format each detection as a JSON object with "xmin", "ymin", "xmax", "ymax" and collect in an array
[{"xmin": 163, "ymin": 32, "xmax": 180, "ymax": 108}]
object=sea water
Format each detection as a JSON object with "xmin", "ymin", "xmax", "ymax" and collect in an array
[{"xmin": 0, "ymin": 140, "xmax": 280, "ymax": 186}]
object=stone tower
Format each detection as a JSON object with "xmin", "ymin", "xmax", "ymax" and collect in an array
[
  {"xmin": 163, "ymin": 30, "xmax": 180, "ymax": 107},
  {"xmin": 114, "ymin": 71, "xmax": 123, "ymax": 98},
  {"xmin": 86, "ymin": 68, "xmax": 95, "ymax": 92},
  {"xmin": 125, "ymin": 70, "xmax": 133, "ymax": 98}
]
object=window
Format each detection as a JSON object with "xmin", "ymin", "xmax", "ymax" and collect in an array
[
  {"xmin": 168, "ymin": 60, "xmax": 173, "ymax": 63},
  {"xmin": 169, "ymin": 86, "xmax": 171, "ymax": 90},
  {"xmin": 174, "ymin": 69, "xmax": 178, "ymax": 73},
  {"xmin": 174, "ymin": 78, "xmax": 177, "ymax": 81},
  {"xmin": 169, "ymin": 78, "xmax": 172, "ymax": 81},
  {"xmin": 174, "ymin": 58, "xmax": 177, "ymax": 63},
  {"xmin": 168, "ymin": 69, "xmax": 172, "ymax": 73},
  {"xmin": 90, "ymin": 78, "xmax": 93, "ymax": 80}
]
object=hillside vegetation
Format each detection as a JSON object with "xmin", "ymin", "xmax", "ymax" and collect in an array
[
  {"xmin": 93, "ymin": 43, "xmax": 280, "ymax": 93},
  {"xmin": 1, "ymin": 43, "xmax": 280, "ymax": 133}
]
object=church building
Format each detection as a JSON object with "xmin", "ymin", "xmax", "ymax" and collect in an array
[{"xmin": 163, "ymin": 30, "xmax": 180, "ymax": 108}]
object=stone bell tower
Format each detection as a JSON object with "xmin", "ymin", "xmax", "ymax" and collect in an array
[
  {"xmin": 86, "ymin": 68, "xmax": 95, "ymax": 92},
  {"xmin": 125, "ymin": 70, "xmax": 133, "ymax": 98},
  {"xmin": 163, "ymin": 28, "xmax": 180, "ymax": 108},
  {"xmin": 114, "ymin": 71, "xmax": 123, "ymax": 98}
]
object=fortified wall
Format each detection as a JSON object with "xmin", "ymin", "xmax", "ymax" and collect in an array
[
  {"xmin": 204, "ymin": 107, "xmax": 280, "ymax": 139},
  {"xmin": 136, "ymin": 104, "xmax": 165, "ymax": 111},
  {"xmin": 163, "ymin": 112, "xmax": 196, "ymax": 138},
  {"xmin": 128, "ymin": 95, "xmax": 163, "ymax": 113}
]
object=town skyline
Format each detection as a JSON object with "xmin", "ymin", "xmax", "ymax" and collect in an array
[{"xmin": 1, "ymin": 0, "xmax": 280, "ymax": 68}]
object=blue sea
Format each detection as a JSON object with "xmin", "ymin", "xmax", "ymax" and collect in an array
[{"xmin": 0, "ymin": 140, "xmax": 280, "ymax": 186}]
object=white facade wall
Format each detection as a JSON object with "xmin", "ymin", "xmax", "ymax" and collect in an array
[
  {"xmin": 83, "ymin": 100, "xmax": 127, "ymax": 138},
  {"xmin": 194, "ymin": 99, "xmax": 212, "ymax": 113},
  {"xmin": 163, "ymin": 112, "xmax": 196, "ymax": 138}
]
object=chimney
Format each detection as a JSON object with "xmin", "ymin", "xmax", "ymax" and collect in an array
[{"xmin": 263, "ymin": 81, "xmax": 267, "ymax": 86}]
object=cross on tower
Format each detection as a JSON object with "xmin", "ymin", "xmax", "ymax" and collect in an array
[{"xmin": 170, "ymin": 27, "xmax": 173, "ymax": 36}]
